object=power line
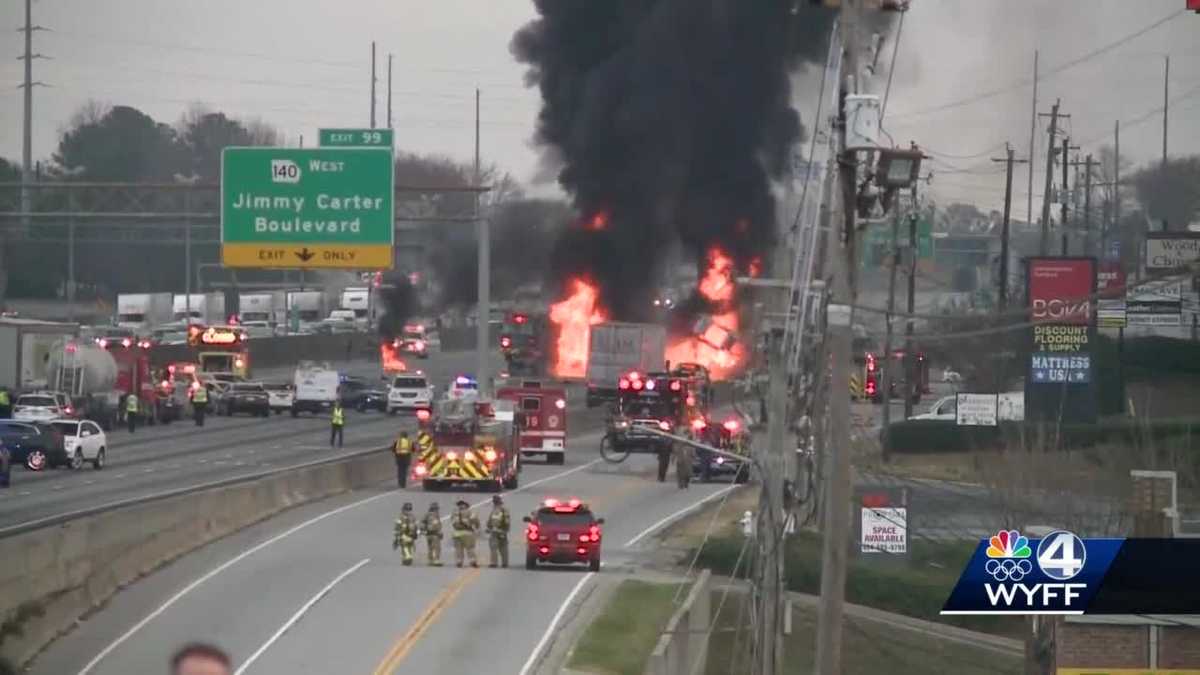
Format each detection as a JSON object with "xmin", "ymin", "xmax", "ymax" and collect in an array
[{"xmin": 887, "ymin": 8, "xmax": 1185, "ymax": 120}]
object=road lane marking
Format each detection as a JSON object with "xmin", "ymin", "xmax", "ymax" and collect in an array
[
  {"xmin": 371, "ymin": 568, "xmax": 481, "ymax": 674},
  {"xmin": 77, "ymin": 457, "xmax": 602, "ymax": 674},
  {"xmin": 517, "ymin": 572, "xmax": 596, "ymax": 675},
  {"xmin": 234, "ymin": 557, "xmax": 369, "ymax": 675},
  {"xmin": 623, "ymin": 484, "xmax": 740, "ymax": 548},
  {"xmin": 76, "ymin": 492, "xmax": 392, "ymax": 675}
]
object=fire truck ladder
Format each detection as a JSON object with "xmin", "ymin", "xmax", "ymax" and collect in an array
[{"xmin": 56, "ymin": 345, "xmax": 84, "ymax": 397}]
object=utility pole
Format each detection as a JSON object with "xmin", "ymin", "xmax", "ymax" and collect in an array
[
  {"xmin": 1037, "ymin": 101, "xmax": 1063, "ymax": 256},
  {"xmin": 1114, "ymin": 121, "xmax": 1121, "ymax": 257},
  {"xmin": 370, "ymin": 41, "xmax": 377, "ymax": 129},
  {"xmin": 815, "ymin": 0, "xmax": 859, "ymax": 671},
  {"xmin": 1060, "ymin": 137, "xmax": 1078, "ymax": 256},
  {"xmin": 903, "ymin": 185, "xmax": 917, "ymax": 420},
  {"xmin": 1027, "ymin": 50, "xmax": 1038, "ymax": 226},
  {"xmin": 992, "ymin": 144, "xmax": 1028, "ymax": 312},
  {"xmin": 1068, "ymin": 154, "xmax": 1094, "ymax": 257},
  {"xmin": 474, "ymin": 88, "xmax": 490, "ymax": 399},
  {"xmin": 1162, "ymin": 55, "xmax": 1169, "ymax": 169},
  {"xmin": 18, "ymin": 0, "xmax": 48, "ymax": 245},
  {"xmin": 879, "ymin": 211, "xmax": 900, "ymax": 461},
  {"xmin": 387, "ymin": 54, "xmax": 394, "ymax": 130}
]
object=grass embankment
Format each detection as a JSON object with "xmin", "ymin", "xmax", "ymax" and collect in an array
[
  {"xmin": 704, "ymin": 594, "xmax": 1021, "ymax": 675},
  {"xmin": 567, "ymin": 580, "xmax": 685, "ymax": 675},
  {"xmin": 694, "ymin": 530, "xmax": 1022, "ymax": 638}
]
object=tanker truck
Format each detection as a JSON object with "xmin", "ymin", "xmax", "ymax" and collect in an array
[{"xmin": 46, "ymin": 339, "xmax": 184, "ymax": 428}]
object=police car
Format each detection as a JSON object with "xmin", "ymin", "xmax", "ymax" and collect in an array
[{"xmin": 447, "ymin": 375, "xmax": 480, "ymax": 401}]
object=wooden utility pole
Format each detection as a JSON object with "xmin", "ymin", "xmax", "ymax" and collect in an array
[
  {"xmin": 880, "ymin": 211, "xmax": 900, "ymax": 461},
  {"xmin": 815, "ymin": 1, "xmax": 859, "ymax": 671},
  {"xmin": 1037, "ymin": 101, "xmax": 1064, "ymax": 255},
  {"xmin": 1027, "ymin": 50, "xmax": 1038, "ymax": 226},
  {"xmin": 1060, "ymin": 137, "xmax": 1071, "ymax": 256},
  {"xmin": 903, "ymin": 185, "xmax": 918, "ymax": 420},
  {"xmin": 1067, "ymin": 154, "xmax": 1094, "ymax": 256},
  {"xmin": 992, "ymin": 144, "xmax": 1028, "ymax": 312}
]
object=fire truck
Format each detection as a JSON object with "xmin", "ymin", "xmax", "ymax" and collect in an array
[
  {"xmin": 188, "ymin": 325, "xmax": 251, "ymax": 378},
  {"xmin": 412, "ymin": 398, "xmax": 521, "ymax": 492},
  {"xmin": 499, "ymin": 311, "xmax": 547, "ymax": 375},
  {"xmin": 496, "ymin": 378, "xmax": 568, "ymax": 465},
  {"xmin": 605, "ymin": 370, "xmax": 696, "ymax": 455},
  {"xmin": 100, "ymin": 337, "xmax": 181, "ymax": 424}
]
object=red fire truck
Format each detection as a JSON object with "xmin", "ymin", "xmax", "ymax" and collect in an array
[
  {"xmin": 412, "ymin": 398, "xmax": 521, "ymax": 492},
  {"xmin": 100, "ymin": 337, "xmax": 182, "ymax": 424},
  {"xmin": 499, "ymin": 311, "xmax": 548, "ymax": 375},
  {"xmin": 496, "ymin": 378, "xmax": 568, "ymax": 465}
]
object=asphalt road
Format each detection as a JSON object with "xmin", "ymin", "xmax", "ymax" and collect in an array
[
  {"xmin": 0, "ymin": 350, "xmax": 517, "ymax": 532},
  {"xmin": 27, "ymin": 427, "xmax": 738, "ymax": 675}
]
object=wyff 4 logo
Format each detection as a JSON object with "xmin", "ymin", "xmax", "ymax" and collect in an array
[{"xmin": 983, "ymin": 529, "xmax": 1088, "ymax": 610}]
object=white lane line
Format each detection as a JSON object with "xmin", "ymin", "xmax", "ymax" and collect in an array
[
  {"xmin": 233, "ymin": 557, "xmax": 370, "ymax": 675},
  {"xmin": 517, "ymin": 572, "xmax": 596, "ymax": 675},
  {"xmin": 623, "ymin": 484, "xmax": 739, "ymax": 548},
  {"xmin": 19, "ymin": 491, "xmax": 30, "ymax": 496},
  {"xmin": 115, "ymin": 473, "xmax": 127, "ymax": 478},
  {"xmin": 76, "ymin": 493, "xmax": 391, "ymax": 675},
  {"xmin": 77, "ymin": 458, "xmax": 602, "ymax": 674}
]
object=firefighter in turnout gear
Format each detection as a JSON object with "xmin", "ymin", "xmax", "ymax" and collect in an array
[
  {"xmin": 393, "ymin": 431, "xmax": 413, "ymax": 488},
  {"xmin": 674, "ymin": 438, "xmax": 694, "ymax": 489},
  {"xmin": 451, "ymin": 499, "xmax": 480, "ymax": 568},
  {"xmin": 329, "ymin": 402, "xmax": 345, "ymax": 448},
  {"xmin": 421, "ymin": 502, "xmax": 443, "ymax": 566},
  {"xmin": 125, "ymin": 393, "xmax": 140, "ymax": 433},
  {"xmin": 486, "ymin": 494, "xmax": 511, "ymax": 568},
  {"xmin": 393, "ymin": 502, "xmax": 419, "ymax": 566}
]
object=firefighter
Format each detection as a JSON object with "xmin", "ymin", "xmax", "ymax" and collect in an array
[
  {"xmin": 392, "ymin": 502, "xmax": 419, "ymax": 566},
  {"xmin": 329, "ymin": 402, "xmax": 345, "ymax": 449},
  {"xmin": 451, "ymin": 499, "xmax": 480, "ymax": 568},
  {"xmin": 392, "ymin": 430, "xmax": 413, "ymax": 488},
  {"xmin": 655, "ymin": 443, "xmax": 671, "ymax": 482},
  {"xmin": 421, "ymin": 502, "xmax": 443, "ymax": 566},
  {"xmin": 191, "ymin": 385, "xmax": 208, "ymax": 426},
  {"xmin": 125, "ymin": 393, "xmax": 140, "ymax": 433},
  {"xmin": 486, "ymin": 494, "xmax": 510, "ymax": 568}
]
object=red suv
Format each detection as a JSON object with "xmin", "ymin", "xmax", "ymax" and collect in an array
[{"xmin": 523, "ymin": 498, "xmax": 604, "ymax": 571}]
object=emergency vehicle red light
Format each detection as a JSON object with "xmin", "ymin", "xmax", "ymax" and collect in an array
[
  {"xmin": 723, "ymin": 419, "xmax": 740, "ymax": 432},
  {"xmin": 618, "ymin": 379, "xmax": 630, "ymax": 390},
  {"xmin": 97, "ymin": 338, "xmax": 108, "ymax": 348},
  {"xmin": 500, "ymin": 337, "xmax": 512, "ymax": 348},
  {"xmin": 64, "ymin": 406, "xmax": 73, "ymax": 415},
  {"xmin": 866, "ymin": 380, "xmax": 877, "ymax": 395},
  {"xmin": 483, "ymin": 448, "xmax": 498, "ymax": 463},
  {"xmin": 446, "ymin": 451, "xmax": 459, "ymax": 461},
  {"xmin": 692, "ymin": 418, "xmax": 707, "ymax": 431},
  {"xmin": 539, "ymin": 546, "xmax": 550, "ymax": 555},
  {"xmin": 632, "ymin": 380, "xmax": 644, "ymax": 390},
  {"xmin": 527, "ymin": 524, "xmax": 540, "ymax": 541},
  {"xmin": 645, "ymin": 379, "xmax": 655, "ymax": 390},
  {"xmin": 121, "ymin": 338, "xmax": 132, "ymax": 348},
  {"xmin": 66, "ymin": 343, "xmax": 77, "ymax": 353},
  {"xmin": 543, "ymin": 498, "xmax": 559, "ymax": 508},
  {"xmin": 234, "ymin": 358, "xmax": 245, "ymax": 369},
  {"xmin": 555, "ymin": 398, "xmax": 566, "ymax": 410},
  {"xmin": 168, "ymin": 364, "xmax": 176, "ymax": 373},
  {"xmin": 416, "ymin": 409, "xmax": 431, "ymax": 421},
  {"xmin": 588, "ymin": 525, "xmax": 601, "ymax": 542},
  {"xmin": 628, "ymin": 371, "xmax": 640, "ymax": 380},
  {"xmin": 577, "ymin": 547, "xmax": 588, "ymax": 556},
  {"xmin": 568, "ymin": 498, "xmax": 581, "ymax": 508},
  {"xmin": 513, "ymin": 314, "xmax": 527, "ymax": 324},
  {"xmin": 414, "ymin": 463, "xmax": 428, "ymax": 477},
  {"xmin": 670, "ymin": 380, "xmax": 682, "ymax": 391},
  {"xmin": 686, "ymin": 395, "xmax": 696, "ymax": 407},
  {"xmin": 658, "ymin": 420, "xmax": 671, "ymax": 431}
]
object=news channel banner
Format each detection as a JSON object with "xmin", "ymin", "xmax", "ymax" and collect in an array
[{"xmin": 941, "ymin": 529, "xmax": 1200, "ymax": 615}]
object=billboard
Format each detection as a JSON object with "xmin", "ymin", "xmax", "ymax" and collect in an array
[
  {"xmin": 1127, "ymin": 279, "xmax": 1183, "ymax": 326},
  {"xmin": 1145, "ymin": 232, "xmax": 1200, "ymax": 270},
  {"xmin": 1028, "ymin": 258, "xmax": 1095, "ymax": 325},
  {"xmin": 1096, "ymin": 261, "xmax": 1127, "ymax": 328}
]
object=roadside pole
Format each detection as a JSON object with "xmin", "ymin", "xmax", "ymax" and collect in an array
[
  {"xmin": 903, "ymin": 186, "xmax": 917, "ymax": 421},
  {"xmin": 879, "ymin": 211, "xmax": 900, "ymax": 461},
  {"xmin": 814, "ymin": 0, "xmax": 858, "ymax": 671},
  {"xmin": 474, "ymin": 88, "xmax": 491, "ymax": 399}
]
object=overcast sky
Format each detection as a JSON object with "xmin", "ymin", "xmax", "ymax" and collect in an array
[{"xmin": 1, "ymin": 0, "xmax": 1198, "ymax": 217}]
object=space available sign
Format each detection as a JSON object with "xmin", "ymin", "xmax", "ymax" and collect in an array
[
  {"xmin": 861, "ymin": 507, "xmax": 907, "ymax": 554},
  {"xmin": 1030, "ymin": 353, "xmax": 1091, "ymax": 384},
  {"xmin": 1145, "ymin": 232, "xmax": 1200, "ymax": 270},
  {"xmin": 1028, "ymin": 258, "xmax": 1094, "ymax": 325},
  {"xmin": 1127, "ymin": 278, "xmax": 1183, "ymax": 326}
]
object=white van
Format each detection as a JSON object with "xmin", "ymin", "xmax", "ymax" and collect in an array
[
  {"xmin": 387, "ymin": 373, "xmax": 434, "ymax": 415},
  {"xmin": 292, "ymin": 362, "xmax": 340, "ymax": 416}
]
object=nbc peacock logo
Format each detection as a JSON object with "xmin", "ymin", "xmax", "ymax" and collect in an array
[{"xmin": 984, "ymin": 529, "xmax": 1033, "ymax": 582}]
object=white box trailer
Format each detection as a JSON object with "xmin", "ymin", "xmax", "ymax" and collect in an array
[
  {"xmin": 238, "ymin": 291, "xmax": 286, "ymax": 325},
  {"xmin": 173, "ymin": 292, "xmax": 227, "ymax": 324},
  {"xmin": 116, "ymin": 293, "xmax": 173, "ymax": 332},
  {"xmin": 584, "ymin": 322, "xmax": 667, "ymax": 407},
  {"xmin": 0, "ymin": 318, "xmax": 80, "ymax": 391}
]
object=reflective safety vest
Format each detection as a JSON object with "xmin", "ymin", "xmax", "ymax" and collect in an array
[
  {"xmin": 422, "ymin": 513, "xmax": 442, "ymax": 536},
  {"xmin": 488, "ymin": 507, "xmax": 510, "ymax": 534},
  {"xmin": 0, "ymin": 390, "xmax": 9, "ymax": 407},
  {"xmin": 452, "ymin": 511, "xmax": 479, "ymax": 536},
  {"xmin": 192, "ymin": 387, "xmax": 208, "ymax": 404},
  {"xmin": 331, "ymin": 407, "xmax": 345, "ymax": 426},
  {"xmin": 126, "ymin": 395, "xmax": 139, "ymax": 413},
  {"xmin": 394, "ymin": 437, "xmax": 413, "ymax": 456}
]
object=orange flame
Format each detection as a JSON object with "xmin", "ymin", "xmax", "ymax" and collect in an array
[
  {"xmin": 585, "ymin": 211, "xmax": 609, "ymax": 231},
  {"xmin": 380, "ymin": 342, "xmax": 407, "ymax": 374},
  {"xmin": 549, "ymin": 278, "xmax": 607, "ymax": 378},
  {"xmin": 667, "ymin": 248, "xmax": 745, "ymax": 380}
]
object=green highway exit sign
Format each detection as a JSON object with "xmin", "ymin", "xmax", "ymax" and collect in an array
[
  {"xmin": 318, "ymin": 128, "xmax": 394, "ymax": 148},
  {"xmin": 220, "ymin": 147, "xmax": 394, "ymax": 269}
]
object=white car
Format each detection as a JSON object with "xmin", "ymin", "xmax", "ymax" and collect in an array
[
  {"xmin": 387, "ymin": 374, "xmax": 435, "ymax": 414},
  {"xmin": 447, "ymin": 375, "xmax": 479, "ymax": 401},
  {"xmin": 240, "ymin": 321, "xmax": 275, "ymax": 339},
  {"xmin": 910, "ymin": 395, "xmax": 957, "ymax": 422},
  {"xmin": 13, "ymin": 392, "xmax": 72, "ymax": 422},
  {"xmin": 49, "ymin": 419, "xmax": 108, "ymax": 469},
  {"xmin": 262, "ymin": 382, "xmax": 295, "ymax": 414}
]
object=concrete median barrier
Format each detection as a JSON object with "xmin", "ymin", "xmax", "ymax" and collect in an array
[{"xmin": 0, "ymin": 447, "xmax": 393, "ymax": 668}]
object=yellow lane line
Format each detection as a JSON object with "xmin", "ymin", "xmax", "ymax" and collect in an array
[{"xmin": 370, "ymin": 567, "xmax": 482, "ymax": 675}]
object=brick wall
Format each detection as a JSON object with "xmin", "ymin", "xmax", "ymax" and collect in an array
[
  {"xmin": 1056, "ymin": 624, "xmax": 1149, "ymax": 668},
  {"xmin": 1159, "ymin": 626, "xmax": 1200, "ymax": 668}
]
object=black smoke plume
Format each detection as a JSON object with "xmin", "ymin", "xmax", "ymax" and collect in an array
[
  {"xmin": 377, "ymin": 274, "xmax": 418, "ymax": 343},
  {"xmin": 513, "ymin": 0, "xmax": 835, "ymax": 321}
]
